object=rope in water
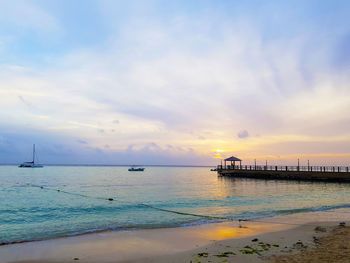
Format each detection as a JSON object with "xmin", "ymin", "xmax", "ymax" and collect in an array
[
  {"xmin": 139, "ymin": 203, "xmax": 229, "ymax": 220},
  {"xmin": 30, "ymin": 184, "xmax": 110, "ymax": 200},
  {"xmin": 30, "ymin": 184, "xmax": 350, "ymax": 227},
  {"xmin": 30, "ymin": 184, "xmax": 230, "ymax": 221}
]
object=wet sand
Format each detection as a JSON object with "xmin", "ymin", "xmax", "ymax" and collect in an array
[{"xmin": 1, "ymin": 209, "xmax": 350, "ymax": 263}]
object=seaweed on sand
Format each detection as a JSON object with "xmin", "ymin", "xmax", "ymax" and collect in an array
[
  {"xmin": 214, "ymin": 251, "xmax": 236, "ymax": 257},
  {"xmin": 197, "ymin": 252, "xmax": 209, "ymax": 257}
]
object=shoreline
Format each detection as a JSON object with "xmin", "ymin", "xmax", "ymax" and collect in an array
[
  {"xmin": 2, "ymin": 208, "xmax": 350, "ymax": 263},
  {"xmin": 4, "ymin": 202, "xmax": 350, "ymax": 247}
]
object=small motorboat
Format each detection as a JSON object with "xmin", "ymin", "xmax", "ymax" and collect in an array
[
  {"xmin": 128, "ymin": 167, "xmax": 145, "ymax": 172},
  {"xmin": 210, "ymin": 168, "xmax": 218, "ymax": 171}
]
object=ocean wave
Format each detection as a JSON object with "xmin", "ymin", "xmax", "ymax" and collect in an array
[{"xmin": 2, "ymin": 202, "xmax": 350, "ymax": 246}]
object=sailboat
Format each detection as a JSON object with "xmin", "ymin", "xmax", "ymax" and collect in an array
[{"xmin": 18, "ymin": 144, "xmax": 44, "ymax": 168}]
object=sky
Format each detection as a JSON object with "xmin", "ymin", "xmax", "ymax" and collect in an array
[{"xmin": 1, "ymin": 0, "xmax": 350, "ymax": 165}]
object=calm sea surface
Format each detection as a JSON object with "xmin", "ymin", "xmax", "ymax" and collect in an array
[{"xmin": 1, "ymin": 165, "xmax": 350, "ymax": 244}]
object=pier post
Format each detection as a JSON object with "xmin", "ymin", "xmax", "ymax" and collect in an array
[
  {"xmin": 286, "ymin": 166, "xmax": 288, "ymax": 171},
  {"xmin": 254, "ymin": 159, "xmax": 257, "ymax": 170}
]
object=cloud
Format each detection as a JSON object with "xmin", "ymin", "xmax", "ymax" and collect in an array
[
  {"xmin": 0, "ymin": 125, "xmax": 212, "ymax": 165},
  {"xmin": 237, "ymin": 130, "xmax": 249, "ymax": 139},
  {"xmin": 1, "ymin": 1, "xmax": 350, "ymax": 164},
  {"xmin": 0, "ymin": 0, "xmax": 61, "ymax": 32},
  {"xmin": 17, "ymin": 95, "xmax": 33, "ymax": 109}
]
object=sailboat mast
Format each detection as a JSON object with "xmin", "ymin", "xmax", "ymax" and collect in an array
[{"xmin": 33, "ymin": 144, "xmax": 35, "ymax": 164}]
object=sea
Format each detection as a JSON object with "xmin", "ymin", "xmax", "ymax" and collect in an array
[{"xmin": 1, "ymin": 165, "xmax": 350, "ymax": 245}]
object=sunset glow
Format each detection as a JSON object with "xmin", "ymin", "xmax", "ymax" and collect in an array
[{"xmin": 1, "ymin": 1, "xmax": 350, "ymax": 165}]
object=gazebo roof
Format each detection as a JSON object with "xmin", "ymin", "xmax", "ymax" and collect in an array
[{"xmin": 224, "ymin": 156, "xmax": 242, "ymax": 162}]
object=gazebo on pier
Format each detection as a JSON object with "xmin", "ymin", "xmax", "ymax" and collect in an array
[{"xmin": 224, "ymin": 156, "xmax": 242, "ymax": 169}]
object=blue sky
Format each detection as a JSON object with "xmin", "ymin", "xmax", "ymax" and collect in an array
[{"xmin": 1, "ymin": 0, "xmax": 350, "ymax": 165}]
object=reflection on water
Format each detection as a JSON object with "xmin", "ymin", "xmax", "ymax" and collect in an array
[
  {"xmin": 1, "ymin": 165, "xmax": 350, "ymax": 244},
  {"xmin": 193, "ymin": 223, "xmax": 279, "ymax": 240}
]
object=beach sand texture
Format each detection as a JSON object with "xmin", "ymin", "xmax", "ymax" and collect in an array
[
  {"xmin": 270, "ymin": 224, "xmax": 350, "ymax": 263},
  {"xmin": 2, "ymin": 210, "xmax": 350, "ymax": 263}
]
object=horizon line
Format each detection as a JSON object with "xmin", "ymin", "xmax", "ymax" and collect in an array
[{"xmin": 0, "ymin": 163, "xmax": 215, "ymax": 167}]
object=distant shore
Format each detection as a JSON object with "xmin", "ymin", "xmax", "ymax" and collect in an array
[{"xmin": 2, "ymin": 209, "xmax": 350, "ymax": 263}]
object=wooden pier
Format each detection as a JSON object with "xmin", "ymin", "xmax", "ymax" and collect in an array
[
  {"xmin": 218, "ymin": 165, "xmax": 350, "ymax": 182},
  {"xmin": 218, "ymin": 156, "xmax": 350, "ymax": 182}
]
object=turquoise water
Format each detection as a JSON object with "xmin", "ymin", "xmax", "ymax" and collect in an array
[{"xmin": 1, "ymin": 165, "xmax": 350, "ymax": 244}]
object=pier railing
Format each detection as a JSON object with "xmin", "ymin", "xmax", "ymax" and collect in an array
[{"xmin": 217, "ymin": 165, "xmax": 350, "ymax": 173}]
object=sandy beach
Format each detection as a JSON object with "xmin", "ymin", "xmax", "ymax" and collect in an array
[{"xmin": 2, "ymin": 209, "xmax": 350, "ymax": 263}]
